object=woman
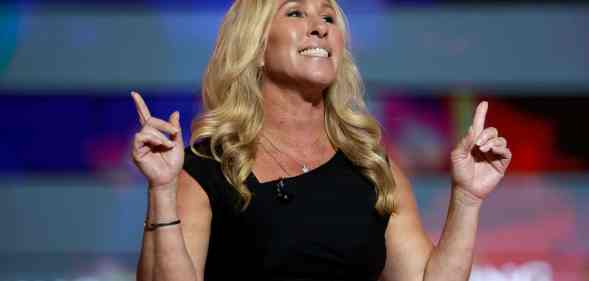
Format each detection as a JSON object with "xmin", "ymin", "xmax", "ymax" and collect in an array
[{"xmin": 131, "ymin": 0, "xmax": 512, "ymax": 280}]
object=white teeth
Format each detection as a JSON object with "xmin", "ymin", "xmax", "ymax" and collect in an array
[{"xmin": 299, "ymin": 48, "xmax": 329, "ymax": 58}]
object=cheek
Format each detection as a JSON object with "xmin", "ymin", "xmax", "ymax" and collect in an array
[
  {"xmin": 333, "ymin": 31, "xmax": 345, "ymax": 53},
  {"xmin": 265, "ymin": 27, "xmax": 300, "ymax": 62},
  {"xmin": 331, "ymin": 36, "xmax": 345, "ymax": 69},
  {"xmin": 269, "ymin": 22, "xmax": 300, "ymax": 46}
]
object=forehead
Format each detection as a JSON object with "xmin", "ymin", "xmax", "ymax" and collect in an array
[{"xmin": 278, "ymin": 0, "xmax": 334, "ymax": 9}]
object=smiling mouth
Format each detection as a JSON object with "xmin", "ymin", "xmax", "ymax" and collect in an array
[{"xmin": 298, "ymin": 47, "xmax": 330, "ymax": 58}]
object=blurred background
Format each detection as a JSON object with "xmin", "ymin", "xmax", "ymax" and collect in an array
[{"xmin": 0, "ymin": 0, "xmax": 588, "ymax": 280}]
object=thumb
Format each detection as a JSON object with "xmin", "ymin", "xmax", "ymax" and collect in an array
[{"xmin": 169, "ymin": 111, "xmax": 183, "ymax": 145}]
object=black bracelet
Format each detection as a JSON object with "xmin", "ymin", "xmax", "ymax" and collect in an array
[{"xmin": 144, "ymin": 219, "xmax": 181, "ymax": 231}]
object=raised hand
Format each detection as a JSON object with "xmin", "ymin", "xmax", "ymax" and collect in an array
[
  {"xmin": 450, "ymin": 101, "xmax": 512, "ymax": 202},
  {"xmin": 131, "ymin": 91, "xmax": 184, "ymax": 190}
]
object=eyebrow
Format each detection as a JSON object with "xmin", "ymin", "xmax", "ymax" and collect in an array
[{"xmin": 279, "ymin": 0, "xmax": 335, "ymax": 11}]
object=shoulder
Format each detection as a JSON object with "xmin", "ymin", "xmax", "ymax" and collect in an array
[
  {"xmin": 180, "ymin": 142, "xmax": 217, "ymax": 203},
  {"xmin": 182, "ymin": 141, "xmax": 221, "ymax": 199},
  {"xmin": 183, "ymin": 141, "xmax": 220, "ymax": 185},
  {"xmin": 182, "ymin": 141, "xmax": 241, "ymax": 213},
  {"xmin": 387, "ymin": 158, "xmax": 419, "ymax": 215}
]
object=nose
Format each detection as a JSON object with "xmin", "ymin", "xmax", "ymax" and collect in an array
[{"xmin": 308, "ymin": 17, "xmax": 328, "ymax": 39}]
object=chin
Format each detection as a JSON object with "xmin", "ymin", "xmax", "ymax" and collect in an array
[
  {"xmin": 305, "ymin": 71, "xmax": 337, "ymax": 87},
  {"xmin": 300, "ymin": 76, "xmax": 336, "ymax": 92}
]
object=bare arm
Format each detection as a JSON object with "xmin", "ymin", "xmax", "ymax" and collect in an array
[
  {"xmin": 380, "ymin": 102, "xmax": 511, "ymax": 281},
  {"xmin": 379, "ymin": 164, "xmax": 482, "ymax": 281},
  {"xmin": 423, "ymin": 188, "xmax": 481, "ymax": 281},
  {"xmin": 378, "ymin": 162, "xmax": 433, "ymax": 281},
  {"xmin": 137, "ymin": 170, "xmax": 212, "ymax": 281},
  {"xmin": 130, "ymin": 92, "xmax": 212, "ymax": 281}
]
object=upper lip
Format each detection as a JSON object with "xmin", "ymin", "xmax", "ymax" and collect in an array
[{"xmin": 298, "ymin": 45, "xmax": 331, "ymax": 57}]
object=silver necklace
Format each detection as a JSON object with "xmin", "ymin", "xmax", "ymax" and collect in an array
[
  {"xmin": 259, "ymin": 140, "xmax": 294, "ymax": 177},
  {"xmin": 259, "ymin": 141, "xmax": 294, "ymax": 203},
  {"xmin": 261, "ymin": 133, "xmax": 320, "ymax": 173}
]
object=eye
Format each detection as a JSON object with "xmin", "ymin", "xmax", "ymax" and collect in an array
[
  {"xmin": 322, "ymin": 15, "xmax": 335, "ymax": 24},
  {"xmin": 287, "ymin": 10, "xmax": 304, "ymax": 18}
]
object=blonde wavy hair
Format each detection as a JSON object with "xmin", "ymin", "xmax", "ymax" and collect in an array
[{"xmin": 190, "ymin": 0, "xmax": 397, "ymax": 215}]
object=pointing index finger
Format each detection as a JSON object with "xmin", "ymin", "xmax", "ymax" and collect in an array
[
  {"xmin": 131, "ymin": 91, "xmax": 152, "ymax": 125},
  {"xmin": 472, "ymin": 101, "xmax": 488, "ymax": 136}
]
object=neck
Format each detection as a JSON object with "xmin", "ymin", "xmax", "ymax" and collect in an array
[{"xmin": 260, "ymin": 79, "xmax": 328, "ymax": 148}]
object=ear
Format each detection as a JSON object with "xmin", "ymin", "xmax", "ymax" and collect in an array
[
  {"xmin": 257, "ymin": 33, "xmax": 270, "ymax": 67},
  {"xmin": 257, "ymin": 45, "xmax": 267, "ymax": 68}
]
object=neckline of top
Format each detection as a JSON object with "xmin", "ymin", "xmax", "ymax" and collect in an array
[{"xmin": 249, "ymin": 149, "xmax": 342, "ymax": 185}]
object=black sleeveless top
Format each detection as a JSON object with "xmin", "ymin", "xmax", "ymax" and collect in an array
[{"xmin": 183, "ymin": 143, "xmax": 389, "ymax": 281}]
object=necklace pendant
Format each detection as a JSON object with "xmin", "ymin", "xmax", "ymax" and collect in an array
[{"xmin": 302, "ymin": 165, "xmax": 309, "ymax": 173}]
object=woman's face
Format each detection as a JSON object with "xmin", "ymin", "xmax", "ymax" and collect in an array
[{"xmin": 262, "ymin": 0, "xmax": 344, "ymax": 92}]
